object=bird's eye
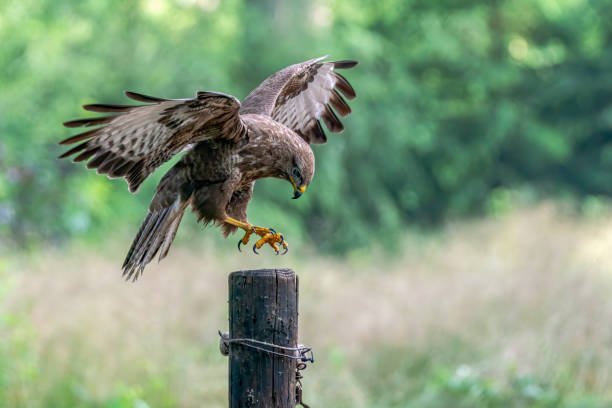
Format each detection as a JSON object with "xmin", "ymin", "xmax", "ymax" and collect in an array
[{"xmin": 292, "ymin": 167, "xmax": 301, "ymax": 179}]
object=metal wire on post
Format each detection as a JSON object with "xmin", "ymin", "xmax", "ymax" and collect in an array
[{"xmin": 219, "ymin": 331, "xmax": 314, "ymax": 407}]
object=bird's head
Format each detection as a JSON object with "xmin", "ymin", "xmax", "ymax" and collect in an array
[{"xmin": 285, "ymin": 147, "xmax": 314, "ymax": 199}]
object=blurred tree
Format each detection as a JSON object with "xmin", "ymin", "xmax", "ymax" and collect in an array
[{"xmin": 0, "ymin": 0, "xmax": 610, "ymax": 252}]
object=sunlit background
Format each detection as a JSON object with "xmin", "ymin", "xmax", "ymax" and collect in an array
[{"xmin": 2, "ymin": 0, "xmax": 612, "ymax": 407}]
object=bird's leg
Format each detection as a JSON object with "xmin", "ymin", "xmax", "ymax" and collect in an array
[
  {"xmin": 224, "ymin": 217, "xmax": 255, "ymax": 249},
  {"xmin": 224, "ymin": 217, "xmax": 289, "ymax": 254}
]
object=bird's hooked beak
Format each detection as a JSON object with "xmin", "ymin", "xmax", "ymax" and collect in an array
[{"xmin": 290, "ymin": 177, "xmax": 307, "ymax": 199}]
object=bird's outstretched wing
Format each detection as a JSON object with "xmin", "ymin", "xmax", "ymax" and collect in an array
[
  {"xmin": 59, "ymin": 91, "xmax": 246, "ymax": 192},
  {"xmin": 240, "ymin": 56, "xmax": 357, "ymax": 144}
]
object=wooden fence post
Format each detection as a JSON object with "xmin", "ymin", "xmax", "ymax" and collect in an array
[{"xmin": 227, "ymin": 268, "xmax": 299, "ymax": 408}]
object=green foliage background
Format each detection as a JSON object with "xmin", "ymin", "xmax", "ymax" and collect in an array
[
  {"xmin": 2, "ymin": 2, "xmax": 612, "ymax": 406},
  {"xmin": 1, "ymin": 0, "xmax": 611, "ymax": 251}
]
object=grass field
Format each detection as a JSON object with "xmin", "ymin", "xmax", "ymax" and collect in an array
[{"xmin": 2, "ymin": 203, "xmax": 612, "ymax": 407}]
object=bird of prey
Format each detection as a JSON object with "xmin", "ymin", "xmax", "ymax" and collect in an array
[{"xmin": 59, "ymin": 56, "xmax": 357, "ymax": 280}]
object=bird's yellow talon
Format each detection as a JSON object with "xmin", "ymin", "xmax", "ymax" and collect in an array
[
  {"xmin": 254, "ymin": 232, "xmax": 283, "ymax": 253},
  {"xmin": 237, "ymin": 227, "xmax": 255, "ymax": 252},
  {"xmin": 225, "ymin": 217, "xmax": 288, "ymax": 255}
]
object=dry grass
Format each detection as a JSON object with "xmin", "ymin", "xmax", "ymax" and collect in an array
[{"xmin": 3, "ymin": 202, "xmax": 612, "ymax": 406}]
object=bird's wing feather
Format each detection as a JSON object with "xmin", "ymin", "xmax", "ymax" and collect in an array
[
  {"xmin": 59, "ymin": 91, "xmax": 246, "ymax": 192},
  {"xmin": 240, "ymin": 57, "xmax": 357, "ymax": 144}
]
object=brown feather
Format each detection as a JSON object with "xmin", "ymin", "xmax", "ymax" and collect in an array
[
  {"xmin": 87, "ymin": 151, "xmax": 111, "ymax": 169},
  {"xmin": 63, "ymin": 116, "xmax": 115, "ymax": 128},
  {"xmin": 333, "ymin": 72, "xmax": 356, "ymax": 100},
  {"xmin": 123, "ymin": 208, "xmax": 163, "ymax": 281},
  {"xmin": 83, "ymin": 103, "xmax": 136, "ymax": 113},
  {"xmin": 333, "ymin": 60, "xmax": 359, "ymax": 69},
  {"xmin": 132, "ymin": 207, "xmax": 169, "ymax": 267},
  {"xmin": 322, "ymin": 104, "xmax": 344, "ymax": 133},
  {"xmin": 123, "ymin": 211, "xmax": 152, "ymax": 269},
  {"xmin": 329, "ymin": 89, "xmax": 351, "ymax": 117},
  {"xmin": 124, "ymin": 91, "xmax": 168, "ymax": 103},
  {"xmin": 59, "ymin": 128, "xmax": 99, "ymax": 145},
  {"xmin": 97, "ymin": 157, "xmax": 121, "ymax": 174},
  {"xmin": 109, "ymin": 160, "xmax": 136, "ymax": 178},
  {"xmin": 126, "ymin": 162, "xmax": 146, "ymax": 192},
  {"xmin": 58, "ymin": 142, "xmax": 88, "ymax": 159},
  {"xmin": 158, "ymin": 212, "xmax": 184, "ymax": 260},
  {"xmin": 73, "ymin": 147, "xmax": 100, "ymax": 162},
  {"xmin": 305, "ymin": 120, "xmax": 327, "ymax": 144}
]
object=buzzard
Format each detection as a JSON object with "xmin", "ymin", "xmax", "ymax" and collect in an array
[{"xmin": 59, "ymin": 56, "xmax": 357, "ymax": 280}]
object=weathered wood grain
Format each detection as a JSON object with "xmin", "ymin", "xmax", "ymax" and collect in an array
[{"xmin": 228, "ymin": 268, "xmax": 298, "ymax": 408}]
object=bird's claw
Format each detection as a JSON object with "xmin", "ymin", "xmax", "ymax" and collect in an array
[
  {"xmin": 276, "ymin": 235, "xmax": 289, "ymax": 255},
  {"xmin": 238, "ymin": 226, "xmax": 256, "ymax": 253},
  {"xmin": 253, "ymin": 231, "xmax": 287, "ymax": 255},
  {"xmin": 237, "ymin": 225, "xmax": 288, "ymax": 255}
]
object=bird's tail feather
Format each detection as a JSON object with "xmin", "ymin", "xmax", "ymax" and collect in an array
[{"xmin": 122, "ymin": 197, "xmax": 189, "ymax": 281}]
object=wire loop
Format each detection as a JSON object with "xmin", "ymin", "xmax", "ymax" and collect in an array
[
  {"xmin": 218, "ymin": 330, "xmax": 314, "ymax": 407},
  {"xmin": 218, "ymin": 330, "xmax": 314, "ymax": 362}
]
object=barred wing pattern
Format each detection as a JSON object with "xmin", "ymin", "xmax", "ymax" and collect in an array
[
  {"xmin": 59, "ymin": 91, "xmax": 246, "ymax": 192},
  {"xmin": 240, "ymin": 56, "xmax": 357, "ymax": 144}
]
